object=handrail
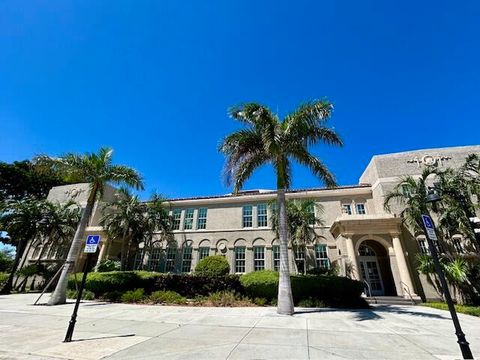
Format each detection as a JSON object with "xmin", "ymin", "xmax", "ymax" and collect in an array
[
  {"xmin": 400, "ymin": 281, "xmax": 416, "ymax": 305},
  {"xmin": 363, "ymin": 280, "xmax": 377, "ymax": 304}
]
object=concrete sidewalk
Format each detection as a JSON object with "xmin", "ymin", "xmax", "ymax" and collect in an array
[{"xmin": 0, "ymin": 294, "xmax": 479, "ymax": 359}]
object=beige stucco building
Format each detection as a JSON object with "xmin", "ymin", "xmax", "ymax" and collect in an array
[{"xmin": 23, "ymin": 145, "xmax": 480, "ymax": 301}]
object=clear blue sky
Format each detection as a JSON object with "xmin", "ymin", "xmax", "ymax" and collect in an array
[{"xmin": 1, "ymin": 1, "xmax": 478, "ymax": 199}]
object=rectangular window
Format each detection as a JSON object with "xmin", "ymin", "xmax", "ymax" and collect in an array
[
  {"xmin": 56, "ymin": 245, "xmax": 69, "ymax": 260},
  {"xmin": 257, "ymin": 204, "xmax": 268, "ymax": 227},
  {"xmin": 242, "ymin": 205, "xmax": 253, "ymax": 228},
  {"xmin": 165, "ymin": 247, "xmax": 176, "ymax": 272},
  {"xmin": 294, "ymin": 246, "xmax": 306, "ymax": 274},
  {"xmin": 452, "ymin": 238, "xmax": 465, "ymax": 254},
  {"xmin": 253, "ymin": 246, "xmax": 265, "ymax": 271},
  {"xmin": 184, "ymin": 208, "xmax": 194, "ymax": 230},
  {"xmin": 172, "ymin": 209, "xmax": 182, "ymax": 230},
  {"xmin": 307, "ymin": 203, "xmax": 316, "ymax": 225},
  {"xmin": 356, "ymin": 203, "xmax": 366, "ymax": 215},
  {"xmin": 199, "ymin": 246, "xmax": 210, "ymax": 260},
  {"xmin": 134, "ymin": 249, "xmax": 144, "ymax": 270},
  {"xmin": 32, "ymin": 245, "xmax": 42, "ymax": 259},
  {"xmin": 182, "ymin": 246, "xmax": 193, "ymax": 272},
  {"xmin": 235, "ymin": 246, "xmax": 246, "ymax": 273},
  {"xmin": 197, "ymin": 208, "xmax": 208, "ymax": 229},
  {"xmin": 315, "ymin": 244, "xmax": 330, "ymax": 269},
  {"xmin": 342, "ymin": 204, "xmax": 352, "ymax": 215},
  {"xmin": 272, "ymin": 245, "xmax": 280, "ymax": 271},
  {"xmin": 148, "ymin": 248, "xmax": 162, "ymax": 271},
  {"xmin": 47, "ymin": 245, "xmax": 57, "ymax": 259},
  {"xmin": 417, "ymin": 238, "xmax": 429, "ymax": 254}
]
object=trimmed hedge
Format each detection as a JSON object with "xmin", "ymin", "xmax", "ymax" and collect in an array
[
  {"xmin": 68, "ymin": 271, "xmax": 243, "ymax": 298},
  {"xmin": 240, "ymin": 270, "xmax": 367, "ymax": 308},
  {"xmin": 194, "ymin": 255, "xmax": 230, "ymax": 276}
]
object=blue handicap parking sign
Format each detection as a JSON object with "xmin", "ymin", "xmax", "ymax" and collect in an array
[
  {"xmin": 422, "ymin": 215, "xmax": 434, "ymax": 229},
  {"xmin": 86, "ymin": 235, "xmax": 100, "ymax": 245}
]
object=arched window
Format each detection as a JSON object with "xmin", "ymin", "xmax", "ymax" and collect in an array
[{"xmin": 359, "ymin": 244, "xmax": 376, "ymax": 256}]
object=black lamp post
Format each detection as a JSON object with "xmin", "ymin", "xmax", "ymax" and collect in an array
[{"xmin": 423, "ymin": 187, "xmax": 473, "ymax": 359}]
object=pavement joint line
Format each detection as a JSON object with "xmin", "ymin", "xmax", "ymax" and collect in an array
[
  {"xmin": 308, "ymin": 345, "xmax": 350, "ymax": 359},
  {"xmin": 225, "ymin": 314, "xmax": 263, "ymax": 359},
  {"xmin": 306, "ymin": 316, "xmax": 310, "ymax": 360}
]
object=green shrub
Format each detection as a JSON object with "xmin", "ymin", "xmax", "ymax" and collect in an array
[
  {"xmin": 297, "ymin": 298, "xmax": 326, "ymax": 308},
  {"xmin": 68, "ymin": 271, "xmax": 243, "ymax": 300},
  {"xmin": 96, "ymin": 259, "xmax": 121, "ymax": 272},
  {"xmin": 240, "ymin": 270, "xmax": 279, "ymax": 300},
  {"xmin": 241, "ymin": 271, "xmax": 367, "ymax": 308},
  {"xmin": 120, "ymin": 288, "xmax": 145, "ymax": 303},
  {"xmin": 68, "ymin": 271, "xmax": 163, "ymax": 296},
  {"xmin": 197, "ymin": 291, "xmax": 253, "ymax": 307},
  {"xmin": 66, "ymin": 289, "xmax": 95, "ymax": 300},
  {"xmin": 254, "ymin": 297, "xmax": 267, "ymax": 306},
  {"xmin": 0, "ymin": 272, "xmax": 8, "ymax": 287},
  {"xmin": 149, "ymin": 290, "xmax": 186, "ymax": 305},
  {"xmin": 0, "ymin": 250, "xmax": 14, "ymax": 272},
  {"xmin": 194, "ymin": 255, "xmax": 230, "ymax": 277},
  {"xmin": 102, "ymin": 291, "xmax": 123, "ymax": 302}
]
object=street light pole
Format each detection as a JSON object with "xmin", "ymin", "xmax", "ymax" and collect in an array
[{"xmin": 422, "ymin": 186, "xmax": 473, "ymax": 359}]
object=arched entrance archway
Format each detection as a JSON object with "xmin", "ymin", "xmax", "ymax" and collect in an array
[{"xmin": 358, "ymin": 240, "xmax": 396, "ymax": 296}]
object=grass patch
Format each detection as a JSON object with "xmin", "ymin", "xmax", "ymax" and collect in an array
[{"xmin": 422, "ymin": 302, "xmax": 480, "ymax": 317}]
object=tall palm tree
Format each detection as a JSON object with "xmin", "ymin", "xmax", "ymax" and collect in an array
[
  {"xmin": 219, "ymin": 101, "xmax": 342, "ymax": 315},
  {"xmin": 36, "ymin": 147, "xmax": 143, "ymax": 305},
  {"xmin": 0, "ymin": 198, "xmax": 44, "ymax": 294}
]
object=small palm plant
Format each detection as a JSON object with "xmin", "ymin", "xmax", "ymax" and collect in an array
[
  {"xmin": 270, "ymin": 199, "xmax": 324, "ymax": 273},
  {"xmin": 36, "ymin": 147, "xmax": 143, "ymax": 305},
  {"xmin": 0, "ymin": 198, "xmax": 44, "ymax": 294},
  {"xmin": 219, "ymin": 100, "xmax": 342, "ymax": 315}
]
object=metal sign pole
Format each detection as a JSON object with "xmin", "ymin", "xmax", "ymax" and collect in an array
[
  {"xmin": 63, "ymin": 253, "xmax": 91, "ymax": 343},
  {"xmin": 420, "ymin": 214, "xmax": 473, "ymax": 359},
  {"xmin": 63, "ymin": 234, "xmax": 100, "ymax": 343}
]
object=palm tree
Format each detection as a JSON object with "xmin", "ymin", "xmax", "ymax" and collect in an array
[
  {"xmin": 36, "ymin": 147, "xmax": 143, "ymax": 305},
  {"xmin": 100, "ymin": 188, "xmax": 145, "ymax": 270},
  {"xmin": 14, "ymin": 200, "xmax": 80, "ymax": 290},
  {"xmin": 384, "ymin": 168, "xmax": 437, "ymax": 233},
  {"xmin": 219, "ymin": 101, "xmax": 342, "ymax": 315},
  {"xmin": 0, "ymin": 198, "xmax": 44, "ymax": 294},
  {"xmin": 270, "ymin": 199, "xmax": 324, "ymax": 273},
  {"xmin": 101, "ymin": 190, "xmax": 172, "ymax": 270}
]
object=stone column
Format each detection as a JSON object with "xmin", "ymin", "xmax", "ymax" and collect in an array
[
  {"xmin": 265, "ymin": 245, "xmax": 273, "ymax": 270},
  {"xmin": 95, "ymin": 241, "xmax": 108, "ymax": 269},
  {"xmin": 345, "ymin": 235, "xmax": 360, "ymax": 280},
  {"xmin": 392, "ymin": 235, "xmax": 417, "ymax": 297},
  {"xmin": 245, "ymin": 246, "xmax": 254, "ymax": 273},
  {"xmin": 228, "ymin": 246, "xmax": 235, "ymax": 274}
]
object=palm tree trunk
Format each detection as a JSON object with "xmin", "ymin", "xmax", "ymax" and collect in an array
[
  {"xmin": 276, "ymin": 188, "xmax": 294, "ymax": 315},
  {"xmin": 48, "ymin": 185, "xmax": 97, "ymax": 305},
  {"xmin": 0, "ymin": 239, "xmax": 27, "ymax": 294},
  {"xmin": 120, "ymin": 227, "xmax": 128, "ymax": 271}
]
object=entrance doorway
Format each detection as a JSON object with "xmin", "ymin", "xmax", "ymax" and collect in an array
[{"xmin": 358, "ymin": 244, "xmax": 384, "ymax": 296}]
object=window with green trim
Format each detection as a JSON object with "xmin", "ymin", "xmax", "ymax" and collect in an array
[
  {"xmin": 199, "ymin": 246, "xmax": 210, "ymax": 260},
  {"xmin": 315, "ymin": 244, "xmax": 330, "ymax": 269},
  {"xmin": 242, "ymin": 205, "xmax": 253, "ymax": 228},
  {"xmin": 197, "ymin": 208, "xmax": 208, "ymax": 229},
  {"xmin": 165, "ymin": 247, "xmax": 177, "ymax": 272},
  {"xmin": 235, "ymin": 246, "xmax": 246, "ymax": 273},
  {"xmin": 172, "ymin": 209, "xmax": 182, "ymax": 230},
  {"xmin": 272, "ymin": 245, "xmax": 280, "ymax": 271},
  {"xmin": 257, "ymin": 204, "xmax": 268, "ymax": 227},
  {"xmin": 182, "ymin": 245, "xmax": 193, "ymax": 272},
  {"xmin": 148, "ymin": 248, "xmax": 162, "ymax": 271},
  {"xmin": 184, "ymin": 208, "xmax": 194, "ymax": 230},
  {"xmin": 253, "ymin": 246, "xmax": 265, "ymax": 271}
]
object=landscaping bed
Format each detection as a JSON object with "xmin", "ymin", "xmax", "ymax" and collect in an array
[
  {"xmin": 67, "ymin": 270, "xmax": 368, "ymax": 308},
  {"xmin": 421, "ymin": 302, "xmax": 480, "ymax": 317}
]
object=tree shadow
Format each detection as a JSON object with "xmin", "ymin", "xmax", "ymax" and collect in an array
[{"xmin": 294, "ymin": 305, "xmax": 449, "ymax": 321}]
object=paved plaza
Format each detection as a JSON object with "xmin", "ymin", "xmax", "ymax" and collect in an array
[{"xmin": 0, "ymin": 294, "xmax": 479, "ymax": 359}]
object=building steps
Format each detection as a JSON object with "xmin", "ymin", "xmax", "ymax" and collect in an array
[{"xmin": 366, "ymin": 296, "xmax": 417, "ymax": 306}]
